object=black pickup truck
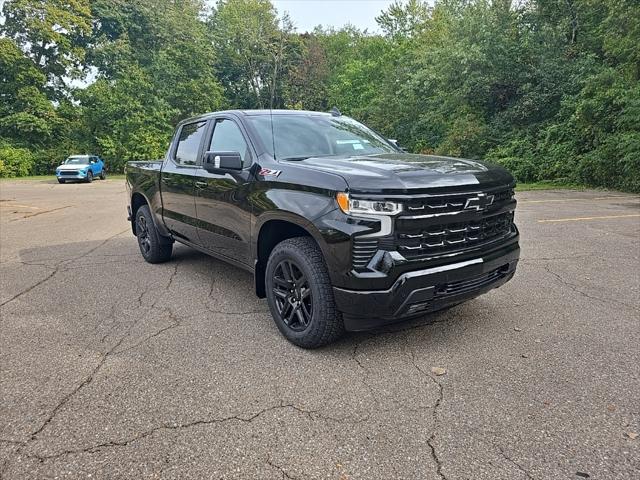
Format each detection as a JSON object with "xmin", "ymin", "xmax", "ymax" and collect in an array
[{"xmin": 126, "ymin": 109, "xmax": 519, "ymax": 347}]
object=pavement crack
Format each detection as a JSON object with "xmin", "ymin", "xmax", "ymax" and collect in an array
[
  {"xmin": 405, "ymin": 338, "xmax": 447, "ymax": 480},
  {"xmin": 28, "ymin": 403, "xmax": 317, "ymax": 462},
  {"xmin": 143, "ymin": 260, "xmax": 181, "ymax": 309},
  {"xmin": 28, "ymin": 331, "xmax": 129, "ymax": 441},
  {"xmin": 543, "ymin": 264, "xmax": 637, "ymax": 311},
  {"xmin": 9, "ymin": 205, "xmax": 72, "ymax": 221},
  {"xmin": 350, "ymin": 337, "xmax": 380, "ymax": 410},
  {"xmin": 5, "ymin": 304, "xmax": 148, "ymax": 475},
  {"xmin": 0, "ymin": 440, "xmax": 26, "ymax": 447},
  {"xmin": 59, "ymin": 228, "xmax": 129, "ymax": 268},
  {"xmin": 351, "ymin": 340, "xmax": 366, "ymax": 371},
  {"xmin": 165, "ymin": 261, "xmax": 180, "ymax": 292},
  {"xmin": 114, "ymin": 307, "xmax": 181, "ymax": 355},
  {"xmin": 266, "ymin": 456, "xmax": 301, "ymax": 480},
  {"xmin": 495, "ymin": 444, "xmax": 536, "ymax": 480},
  {"xmin": 1, "ymin": 228, "xmax": 129, "ymax": 311},
  {"xmin": 0, "ymin": 267, "xmax": 58, "ymax": 308}
]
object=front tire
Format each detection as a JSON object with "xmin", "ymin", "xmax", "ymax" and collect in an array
[
  {"xmin": 135, "ymin": 205, "xmax": 173, "ymax": 263},
  {"xmin": 265, "ymin": 237, "xmax": 344, "ymax": 348},
  {"xmin": 86, "ymin": 170, "xmax": 93, "ymax": 183},
  {"xmin": 57, "ymin": 178, "xmax": 65, "ymax": 184}
]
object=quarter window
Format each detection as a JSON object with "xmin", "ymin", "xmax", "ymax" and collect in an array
[
  {"xmin": 209, "ymin": 119, "xmax": 251, "ymax": 166},
  {"xmin": 175, "ymin": 121, "xmax": 206, "ymax": 166}
]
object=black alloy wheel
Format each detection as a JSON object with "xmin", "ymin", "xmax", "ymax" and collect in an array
[
  {"xmin": 265, "ymin": 236, "xmax": 344, "ymax": 348},
  {"xmin": 136, "ymin": 212, "xmax": 152, "ymax": 256},
  {"xmin": 272, "ymin": 259, "xmax": 313, "ymax": 332},
  {"xmin": 134, "ymin": 205, "xmax": 173, "ymax": 263}
]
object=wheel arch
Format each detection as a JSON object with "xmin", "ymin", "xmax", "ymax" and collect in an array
[
  {"xmin": 130, "ymin": 192, "xmax": 149, "ymax": 235},
  {"xmin": 254, "ymin": 213, "xmax": 327, "ymax": 298},
  {"xmin": 130, "ymin": 190, "xmax": 170, "ymax": 239}
]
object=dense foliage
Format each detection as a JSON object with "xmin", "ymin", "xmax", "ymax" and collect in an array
[{"xmin": 0, "ymin": 0, "xmax": 638, "ymax": 191}]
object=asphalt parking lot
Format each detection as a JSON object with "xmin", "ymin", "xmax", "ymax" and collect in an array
[{"xmin": 0, "ymin": 179, "xmax": 638, "ymax": 480}]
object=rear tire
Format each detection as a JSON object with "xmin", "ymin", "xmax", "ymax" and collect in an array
[
  {"xmin": 265, "ymin": 237, "xmax": 344, "ymax": 348},
  {"xmin": 135, "ymin": 205, "xmax": 173, "ymax": 263},
  {"xmin": 86, "ymin": 170, "xmax": 93, "ymax": 183},
  {"xmin": 100, "ymin": 170, "xmax": 106, "ymax": 180}
]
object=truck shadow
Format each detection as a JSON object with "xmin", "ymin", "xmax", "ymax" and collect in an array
[{"xmin": 15, "ymin": 237, "xmax": 490, "ymax": 352}]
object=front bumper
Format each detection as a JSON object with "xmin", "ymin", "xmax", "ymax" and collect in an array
[
  {"xmin": 334, "ymin": 241, "xmax": 519, "ymax": 331},
  {"xmin": 56, "ymin": 171, "xmax": 88, "ymax": 180}
]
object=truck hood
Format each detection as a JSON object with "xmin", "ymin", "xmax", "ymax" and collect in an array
[{"xmin": 285, "ymin": 153, "xmax": 514, "ymax": 194}]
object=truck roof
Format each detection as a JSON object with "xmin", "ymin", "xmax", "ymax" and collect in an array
[{"xmin": 179, "ymin": 109, "xmax": 333, "ymax": 125}]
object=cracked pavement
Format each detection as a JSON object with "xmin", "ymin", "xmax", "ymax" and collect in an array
[{"xmin": 1, "ymin": 179, "xmax": 639, "ymax": 479}]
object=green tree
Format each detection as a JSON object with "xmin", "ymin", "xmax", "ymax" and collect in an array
[
  {"xmin": 285, "ymin": 34, "xmax": 330, "ymax": 111},
  {"xmin": 76, "ymin": 0, "xmax": 225, "ymax": 170},
  {"xmin": 0, "ymin": 0, "xmax": 637, "ymax": 189},
  {"xmin": 376, "ymin": 0, "xmax": 430, "ymax": 40},
  {"xmin": 1, "ymin": 0, "xmax": 91, "ymax": 95},
  {"xmin": 209, "ymin": 0, "xmax": 294, "ymax": 108}
]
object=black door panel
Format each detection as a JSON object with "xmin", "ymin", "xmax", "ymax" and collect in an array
[
  {"xmin": 160, "ymin": 121, "xmax": 207, "ymax": 243},
  {"xmin": 195, "ymin": 118, "xmax": 254, "ymax": 265},
  {"xmin": 160, "ymin": 164, "xmax": 198, "ymax": 242},
  {"xmin": 194, "ymin": 171, "xmax": 252, "ymax": 262}
]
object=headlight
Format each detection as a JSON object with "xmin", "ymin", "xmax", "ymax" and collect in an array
[{"xmin": 336, "ymin": 192, "xmax": 402, "ymax": 215}]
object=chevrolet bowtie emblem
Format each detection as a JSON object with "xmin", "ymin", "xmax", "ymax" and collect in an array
[{"xmin": 464, "ymin": 193, "xmax": 495, "ymax": 211}]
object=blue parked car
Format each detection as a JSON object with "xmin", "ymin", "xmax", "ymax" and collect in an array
[{"xmin": 56, "ymin": 155, "xmax": 106, "ymax": 183}]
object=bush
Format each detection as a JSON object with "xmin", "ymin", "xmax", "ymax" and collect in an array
[
  {"xmin": 0, "ymin": 144, "xmax": 35, "ymax": 177},
  {"xmin": 485, "ymin": 137, "xmax": 539, "ymax": 183},
  {"xmin": 577, "ymin": 133, "xmax": 640, "ymax": 192}
]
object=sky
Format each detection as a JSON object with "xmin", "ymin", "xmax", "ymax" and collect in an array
[
  {"xmin": 271, "ymin": 0, "xmax": 397, "ymax": 32},
  {"xmin": 0, "ymin": 1, "xmax": 398, "ymax": 32}
]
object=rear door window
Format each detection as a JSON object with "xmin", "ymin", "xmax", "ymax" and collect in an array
[{"xmin": 174, "ymin": 121, "xmax": 207, "ymax": 166}]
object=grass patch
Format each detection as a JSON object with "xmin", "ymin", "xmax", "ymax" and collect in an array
[
  {"xmin": 0, "ymin": 175, "xmax": 53, "ymax": 182},
  {"xmin": 515, "ymin": 181, "xmax": 586, "ymax": 191}
]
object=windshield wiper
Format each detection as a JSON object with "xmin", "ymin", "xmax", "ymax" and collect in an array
[{"xmin": 281, "ymin": 156, "xmax": 310, "ymax": 161}]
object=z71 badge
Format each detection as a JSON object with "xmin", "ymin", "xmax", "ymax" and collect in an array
[{"xmin": 259, "ymin": 168, "xmax": 281, "ymax": 177}]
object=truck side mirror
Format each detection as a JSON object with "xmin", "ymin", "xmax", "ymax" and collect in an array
[
  {"xmin": 203, "ymin": 151, "xmax": 243, "ymax": 171},
  {"xmin": 388, "ymin": 139, "xmax": 408, "ymax": 153}
]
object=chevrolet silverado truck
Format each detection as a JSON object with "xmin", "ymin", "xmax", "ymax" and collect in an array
[{"xmin": 125, "ymin": 109, "xmax": 519, "ymax": 348}]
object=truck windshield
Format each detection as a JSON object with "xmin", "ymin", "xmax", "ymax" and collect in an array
[{"xmin": 247, "ymin": 114, "xmax": 397, "ymax": 160}]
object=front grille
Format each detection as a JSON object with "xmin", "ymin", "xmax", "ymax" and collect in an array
[
  {"xmin": 403, "ymin": 188, "xmax": 514, "ymax": 215},
  {"xmin": 352, "ymin": 238, "xmax": 378, "ymax": 269},
  {"xmin": 402, "ymin": 265, "xmax": 511, "ymax": 316},
  {"xmin": 435, "ymin": 265, "xmax": 509, "ymax": 296},
  {"xmin": 60, "ymin": 170, "xmax": 78, "ymax": 175},
  {"xmin": 351, "ymin": 187, "xmax": 516, "ymax": 270},
  {"xmin": 396, "ymin": 211, "xmax": 514, "ymax": 258}
]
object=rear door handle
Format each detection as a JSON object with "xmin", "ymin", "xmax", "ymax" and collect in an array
[{"xmin": 195, "ymin": 181, "xmax": 208, "ymax": 188}]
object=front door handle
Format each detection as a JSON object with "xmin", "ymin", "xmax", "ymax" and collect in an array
[{"xmin": 195, "ymin": 181, "xmax": 208, "ymax": 189}]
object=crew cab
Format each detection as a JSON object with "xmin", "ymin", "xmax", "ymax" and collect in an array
[
  {"xmin": 56, "ymin": 155, "xmax": 106, "ymax": 183},
  {"xmin": 125, "ymin": 110, "xmax": 520, "ymax": 348}
]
